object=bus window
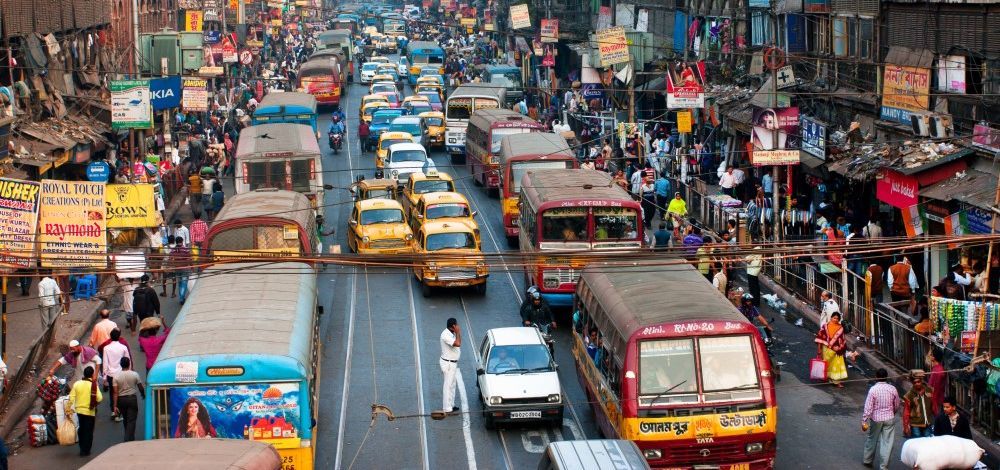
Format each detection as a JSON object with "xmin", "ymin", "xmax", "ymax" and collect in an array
[
  {"xmin": 447, "ymin": 98, "xmax": 473, "ymax": 120},
  {"xmin": 291, "ymin": 159, "xmax": 312, "ymax": 193},
  {"xmin": 248, "ymin": 162, "xmax": 286, "ymax": 190},
  {"xmin": 490, "ymin": 72, "xmax": 522, "ymax": 88},
  {"xmin": 699, "ymin": 336, "xmax": 760, "ymax": 398},
  {"xmin": 490, "ymin": 128, "xmax": 533, "ymax": 153},
  {"xmin": 542, "ymin": 208, "xmax": 587, "ymax": 241},
  {"xmin": 594, "ymin": 208, "xmax": 639, "ymax": 240},
  {"xmin": 510, "ymin": 161, "xmax": 573, "ymax": 194},
  {"xmin": 639, "ymin": 339, "xmax": 698, "ymax": 400}
]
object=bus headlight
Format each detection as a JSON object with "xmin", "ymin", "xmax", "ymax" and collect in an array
[
  {"xmin": 362, "ymin": 236, "xmax": 371, "ymax": 244},
  {"xmin": 547, "ymin": 394, "xmax": 561, "ymax": 403},
  {"xmin": 405, "ymin": 234, "xmax": 414, "ymax": 241},
  {"xmin": 642, "ymin": 449, "xmax": 662, "ymax": 460},
  {"xmin": 746, "ymin": 442, "xmax": 764, "ymax": 453},
  {"xmin": 488, "ymin": 396, "xmax": 502, "ymax": 406}
]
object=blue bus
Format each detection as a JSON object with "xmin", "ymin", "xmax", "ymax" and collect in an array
[
  {"xmin": 252, "ymin": 92, "xmax": 319, "ymax": 133},
  {"xmin": 405, "ymin": 41, "xmax": 445, "ymax": 85},
  {"xmin": 145, "ymin": 262, "xmax": 321, "ymax": 470}
]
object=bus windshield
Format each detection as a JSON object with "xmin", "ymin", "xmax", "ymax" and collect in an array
[
  {"xmin": 413, "ymin": 180, "xmax": 454, "ymax": 194},
  {"xmin": 426, "ymin": 232, "xmax": 476, "ymax": 250},
  {"xmin": 426, "ymin": 203, "xmax": 470, "ymax": 219},
  {"xmin": 594, "ymin": 208, "xmax": 639, "ymax": 240},
  {"xmin": 447, "ymin": 98, "xmax": 472, "ymax": 120},
  {"xmin": 699, "ymin": 336, "xmax": 760, "ymax": 394},
  {"xmin": 541, "ymin": 208, "xmax": 588, "ymax": 241},
  {"xmin": 360, "ymin": 208, "xmax": 404, "ymax": 224},
  {"xmin": 491, "ymin": 72, "xmax": 522, "ymax": 88},
  {"xmin": 491, "ymin": 128, "xmax": 534, "ymax": 153},
  {"xmin": 639, "ymin": 339, "xmax": 699, "ymax": 399},
  {"xmin": 509, "ymin": 161, "xmax": 574, "ymax": 193}
]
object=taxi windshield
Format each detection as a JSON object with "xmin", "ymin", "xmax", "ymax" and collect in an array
[
  {"xmin": 419, "ymin": 93, "xmax": 441, "ymax": 104},
  {"xmin": 363, "ymin": 188, "xmax": 393, "ymax": 199},
  {"xmin": 390, "ymin": 123, "xmax": 421, "ymax": 135},
  {"xmin": 425, "ymin": 117, "xmax": 443, "ymax": 126},
  {"xmin": 426, "ymin": 203, "xmax": 470, "ymax": 219},
  {"xmin": 413, "ymin": 180, "xmax": 454, "ymax": 194},
  {"xmin": 425, "ymin": 232, "xmax": 476, "ymax": 251},
  {"xmin": 362, "ymin": 63, "xmax": 379, "ymax": 71},
  {"xmin": 360, "ymin": 208, "xmax": 404, "ymax": 224},
  {"xmin": 364, "ymin": 106, "xmax": 387, "ymax": 117}
]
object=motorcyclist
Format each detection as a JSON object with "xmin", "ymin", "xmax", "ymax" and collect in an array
[
  {"xmin": 520, "ymin": 291, "xmax": 556, "ymax": 334},
  {"xmin": 328, "ymin": 115, "xmax": 346, "ymax": 136},
  {"xmin": 739, "ymin": 294, "xmax": 773, "ymax": 339}
]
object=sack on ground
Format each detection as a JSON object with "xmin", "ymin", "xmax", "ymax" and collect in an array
[
  {"xmin": 809, "ymin": 357, "xmax": 827, "ymax": 381},
  {"xmin": 899, "ymin": 435, "xmax": 984, "ymax": 470}
]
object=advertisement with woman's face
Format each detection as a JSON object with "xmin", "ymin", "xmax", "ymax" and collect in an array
[
  {"xmin": 751, "ymin": 107, "xmax": 799, "ymax": 151},
  {"xmin": 168, "ymin": 383, "xmax": 301, "ymax": 441}
]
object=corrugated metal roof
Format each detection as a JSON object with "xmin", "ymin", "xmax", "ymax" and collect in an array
[
  {"xmin": 521, "ymin": 169, "xmax": 628, "ymax": 205},
  {"xmin": 213, "ymin": 190, "xmax": 314, "ymax": 226},
  {"xmin": 920, "ymin": 169, "xmax": 997, "ymax": 210},
  {"xmin": 235, "ymin": 123, "xmax": 321, "ymax": 157},
  {"xmin": 257, "ymin": 91, "xmax": 317, "ymax": 109},
  {"xmin": 499, "ymin": 132, "xmax": 573, "ymax": 163}
]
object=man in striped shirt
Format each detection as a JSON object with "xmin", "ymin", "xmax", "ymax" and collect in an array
[{"xmin": 862, "ymin": 368, "xmax": 900, "ymax": 469}]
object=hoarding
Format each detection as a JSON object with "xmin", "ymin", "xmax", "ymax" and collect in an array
[
  {"xmin": 800, "ymin": 115, "xmax": 826, "ymax": 159},
  {"xmin": 666, "ymin": 61, "xmax": 705, "ymax": 108},
  {"xmin": 595, "ymin": 26, "xmax": 630, "ymax": 67},
  {"xmin": 540, "ymin": 19, "xmax": 558, "ymax": 43},
  {"xmin": 110, "ymin": 80, "xmax": 153, "ymax": 130},
  {"xmin": 0, "ymin": 178, "xmax": 41, "ymax": 268},
  {"xmin": 167, "ymin": 383, "xmax": 301, "ymax": 443},
  {"xmin": 106, "ymin": 184, "xmax": 158, "ymax": 228},
  {"xmin": 510, "ymin": 4, "xmax": 530, "ymax": 29},
  {"xmin": 880, "ymin": 64, "xmax": 930, "ymax": 124},
  {"xmin": 183, "ymin": 78, "xmax": 209, "ymax": 112},
  {"xmin": 751, "ymin": 107, "xmax": 800, "ymax": 166},
  {"xmin": 39, "ymin": 180, "xmax": 107, "ymax": 268}
]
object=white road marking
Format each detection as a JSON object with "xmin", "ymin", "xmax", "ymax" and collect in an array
[
  {"xmin": 456, "ymin": 370, "xmax": 479, "ymax": 470},
  {"xmin": 563, "ymin": 418, "xmax": 586, "ymax": 440},
  {"xmin": 406, "ymin": 279, "xmax": 431, "ymax": 470},
  {"xmin": 520, "ymin": 429, "xmax": 551, "ymax": 453},
  {"xmin": 333, "ymin": 274, "xmax": 357, "ymax": 470},
  {"xmin": 497, "ymin": 430, "xmax": 516, "ymax": 469}
]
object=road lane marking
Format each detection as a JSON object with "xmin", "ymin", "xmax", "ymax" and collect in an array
[
  {"xmin": 456, "ymin": 370, "xmax": 479, "ymax": 470},
  {"xmin": 406, "ymin": 279, "xmax": 431, "ymax": 470},
  {"xmin": 563, "ymin": 417, "xmax": 586, "ymax": 440},
  {"xmin": 453, "ymin": 173, "xmax": 523, "ymax": 304},
  {"xmin": 333, "ymin": 274, "xmax": 357, "ymax": 470},
  {"xmin": 497, "ymin": 430, "xmax": 516, "ymax": 469},
  {"xmin": 520, "ymin": 429, "xmax": 550, "ymax": 453}
]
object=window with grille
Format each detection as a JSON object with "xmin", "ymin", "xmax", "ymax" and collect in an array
[
  {"xmin": 832, "ymin": 17, "xmax": 847, "ymax": 57},
  {"xmin": 858, "ymin": 18, "xmax": 873, "ymax": 60}
]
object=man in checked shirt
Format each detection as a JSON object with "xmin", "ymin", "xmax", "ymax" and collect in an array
[{"xmin": 861, "ymin": 368, "xmax": 900, "ymax": 469}]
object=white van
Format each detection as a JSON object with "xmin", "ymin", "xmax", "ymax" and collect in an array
[
  {"xmin": 537, "ymin": 440, "xmax": 650, "ymax": 470},
  {"xmin": 476, "ymin": 327, "xmax": 563, "ymax": 429}
]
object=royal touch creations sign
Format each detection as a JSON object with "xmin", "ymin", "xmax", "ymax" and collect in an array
[
  {"xmin": 106, "ymin": 184, "xmax": 158, "ymax": 228},
  {"xmin": 39, "ymin": 180, "xmax": 107, "ymax": 268}
]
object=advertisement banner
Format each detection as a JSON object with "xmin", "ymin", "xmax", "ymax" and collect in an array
[
  {"xmin": 182, "ymin": 78, "xmax": 209, "ymax": 112},
  {"xmin": 597, "ymin": 6, "xmax": 612, "ymax": 30},
  {"xmin": 510, "ymin": 4, "xmax": 530, "ymax": 29},
  {"xmin": 595, "ymin": 26, "xmax": 630, "ymax": 67},
  {"xmin": 751, "ymin": 107, "xmax": 799, "ymax": 165},
  {"xmin": 168, "ymin": 383, "xmax": 301, "ymax": 443},
  {"xmin": 964, "ymin": 204, "xmax": 997, "ymax": 234},
  {"xmin": 106, "ymin": 184, "xmax": 158, "ymax": 228},
  {"xmin": 0, "ymin": 178, "xmax": 41, "ymax": 269},
  {"xmin": 185, "ymin": 10, "xmax": 204, "ymax": 31},
  {"xmin": 39, "ymin": 180, "xmax": 107, "ymax": 268},
  {"xmin": 110, "ymin": 80, "xmax": 152, "ymax": 130},
  {"xmin": 876, "ymin": 169, "xmax": 919, "ymax": 209},
  {"xmin": 149, "ymin": 76, "xmax": 182, "ymax": 111},
  {"xmin": 676, "ymin": 111, "xmax": 692, "ymax": 133},
  {"xmin": 541, "ymin": 44, "xmax": 555, "ymax": 67},
  {"xmin": 800, "ymin": 115, "xmax": 826, "ymax": 159},
  {"xmin": 972, "ymin": 123, "xmax": 1000, "ymax": 154},
  {"xmin": 936, "ymin": 55, "xmax": 966, "ymax": 94},
  {"xmin": 540, "ymin": 19, "xmax": 559, "ymax": 43},
  {"xmin": 666, "ymin": 62, "xmax": 705, "ymax": 108},
  {"xmin": 880, "ymin": 64, "xmax": 931, "ymax": 124}
]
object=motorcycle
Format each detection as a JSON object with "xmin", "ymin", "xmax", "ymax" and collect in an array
[
  {"xmin": 758, "ymin": 325, "xmax": 781, "ymax": 382},
  {"xmin": 528, "ymin": 322, "xmax": 556, "ymax": 356},
  {"xmin": 329, "ymin": 132, "xmax": 343, "ymax": 154}
]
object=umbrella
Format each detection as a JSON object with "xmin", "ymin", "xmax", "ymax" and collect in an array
[{"xmin": 140, "ymin": 316, "xmax": 163, "ymax": 331}]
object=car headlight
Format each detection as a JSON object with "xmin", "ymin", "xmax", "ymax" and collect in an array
[
  {"xmin": 488, "ymin": 396, "xmax": 502, "ymax": 406},
  {"xmin": 405, "ymin": 234, "xmax": 413, "ymax": 241},
  {"xmin": 746, "ymin": 442, "xmax": 764, "ymax": 453},
  {"xmin": 362, "ymin": 236, "xmax": 370, "ymax": 243},
  {"xmin": 547, "ymin": 394, "xmax": 561, "ymax": 403},
  {"xmin": 643, "ymin": 449, "xmax": 662, "ymax": 460}
]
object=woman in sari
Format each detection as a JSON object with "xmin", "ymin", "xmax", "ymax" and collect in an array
[{"xmin": 815, "ymin": 312, "xmax": 848, "ymax": 387}]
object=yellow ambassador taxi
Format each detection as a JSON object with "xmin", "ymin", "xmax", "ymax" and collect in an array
[
  {"xmin": 401, "ymin": 170, "xmax": 455, "ymax": 218},
  {"xmin": 415, "ymin": 220, "xmax": 488, "ymax": 297},
  {"xmin": 376, "ymin": 132, "xmax": 417, "ymax": 169},
  {"xmin": 409, "ymin": 191, "xmax": 479, "ymax": 243},
  {"xmin": 419, "ymin": 111, "xmax": 445, "ymax": 148},
  {"xmin": 359, "ymin": 94, "xmax": 390, "ymax": 121},
  {"xmin": 361, "ymin": 101, "xmax": 390, "ymax": 124},
  {"xmin": 351, "ymin": 177, "xmax": 398, "ymax": 201},
  {"xmin": 348, "ymin": 198, "xmax": 415, "ymax": 254},
  {"xmin": 369, "ymin": 55, "xmax": 391, "ymax": 64}
]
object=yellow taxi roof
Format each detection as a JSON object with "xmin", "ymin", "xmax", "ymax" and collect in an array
[
  {"xmin": 357, "ymin": 198, "xmax": 404, "ymax": 211},
  {"xmin": 422, "ymin": 219, "xmax": 477, "ymax": 235},
  {"xmin": 379, "ymin": 131, "xmax": 416, "ymax": 142},
  {"xmin": 419, "ymin": 111, "xmax": 444, "ymax": 119},
  {"xmin": 357, "ymin": 178, "xmax": 397, "ymax": 190},
  {"xmin": 420, "ymin": 191, "xmax": 469, "ymax": 205},
  {"xmin": 363, "ymin": 94, "xmax": 390, "ymax": 103},
  {"xmin": 362, "ymin": 102, "xmax": 390, "ymax": 114},
  {"xmin": 416, "ymin": 77, "xmax": 440, "ymax": 84},
  {"xmin": 409, "ymin": 170, "xmax": 453, "ymax": 182},
  {"xmin": 403, "ymin": 95, "xmax": 430, "ymax": 103},
  {"xmin": 370, "ymin": 56, "xmax": 390, "ymax": 63},
  {"xmin": 372, "ymin": 74, "xmax": 395, "ymax": 82}
]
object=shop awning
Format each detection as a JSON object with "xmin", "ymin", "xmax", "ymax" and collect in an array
[
  {"xmin": 896, "ymin": 147, "xmax": 974, "ymax": 176},
  {"xmin": 800, "ymin": 153, "xmax": 825, "ymax": 169},
  {"xmin": 920, "ymin": 169, "xmax": 998, "ymax": 211}
]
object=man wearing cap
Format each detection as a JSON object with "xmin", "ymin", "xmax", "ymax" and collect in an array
[
  {"xmin": 37, "ymin": 270, "xmax": 62, "ymax": 331},
  {"xmin": 902, "ymin": 369, "xmax": 935, "ymax": 438},
  {"xmin": 132, "ymin": 275, "xmax": 161, "ymax": 322},
  {"xmin": 47, "ymin": 339, "xmax": 101, "ymax": 381}
]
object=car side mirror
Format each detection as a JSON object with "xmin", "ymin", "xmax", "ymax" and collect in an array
[
  {"xmin": 471, "ymin": 211, "xmax": 478, "ymax": 217},
  {"xmin": 553, "ymin": 363, "xmax": 558, "ymax": 371},
  {"xmin": 476, "ymin": 368, "xmax": 485, "ymax": 376}
]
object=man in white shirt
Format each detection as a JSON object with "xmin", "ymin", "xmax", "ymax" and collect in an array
[
  {"xmin": 101, "ymin": 328, "xmax": 131, "ymax": 420},
  {"xmin": 719, "ymin": 166, "xmax": 737, "ymax": 197},
  {"xmin": 440, "ymin": 318, "xmax": 462, "ymax": 414},
  {"xmin": 819, "ymin": 290, "xmax": 840, "ymax": 327},
  {"xmin": 37, "ymin": 271, "xmax": 62, "ymax": 330},
  {"xmin": 863, "ymin": 220, "xmax": 883, "ymax": 240},
  {"xmin": 745, "ymin": 247, "xmax": 763, "ymax": 305},
  {"xmin": 172, "ymin": 220, "xmax": 190, "ymax": 248}
]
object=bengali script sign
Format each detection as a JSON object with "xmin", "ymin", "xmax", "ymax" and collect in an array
[
  {"xmin": 595, "ymin": 26, "xmax": 630, "ymax": 67},
  {"xmin": 880, "ymin": 65, "xmax": 930, "ymax": 124},
  {"xmin": 39, "ymin": 180, "xmax": 107, "ymax": 268},
  {"xmin": 540, "ymin": 19, "xmax": 558, "ymax": 43},
  {"xmin": 0, "ymin": 178, "xmax": 41, "ymax": 268},
  {"xmin": 510, "ymin": 4, "xmax": 530, "ymax": 29}
]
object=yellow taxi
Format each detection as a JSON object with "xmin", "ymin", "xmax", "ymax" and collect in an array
[
  {"xmin": 419, "ymin": 111, "xmax": 445, "ymax": 148},
  {"xmin": 378, "ymin": 35, "xmax": 397, "ymax": 53},
  {"xmin": 414, "ymin": 81, "xmax": 444, "ymax": 101},
  {"xmin": 348, "ymin": 198, "xmax": 415, "ymax": 254},
  {"xmin": 409, "ymin": 191, "xmax": 479, "ymax": 241},
  {"xmin": 361, "ymin": 93, "xmax": 390, "ymax": 109},
  {"xmin": 414, "ymin": 220, "xmax": 488, "ymax": 296},
  {"xmin": 376, "ymin": 131, "xmax": 417, "ymax": 169},
  {"xmin": 402, "ymin": 95, "xmax": 430, "ymax": 108},
  {"xmin": 361, "ymin": 101, "xmax": 390, "ymax": 124},
  {"xmin": 351, "ymin": 177, "xmax": 399, "ymax": 201},
  {"xmin": 369, "ymin": 56, "xmax": 391, "ymax": 64},
  {"xmin": 401, "ymin": 170, "xmax": 456, "ymax": 217},
  {"xmin": 370, "ymin": 76, "xmax": 397, "ymax": 93}
]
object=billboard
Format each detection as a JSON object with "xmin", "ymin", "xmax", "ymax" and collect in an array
[
  {"xmin": 106, "ymin": 184, "xmax": 158, "ymax": 228},
  {"xmin": 595, "ymin": 27, "xmax": 630, "ymax": 67},
  {"xmin": 800, "ymin": 116, "xmax": 826, "ymax": 159},
  {"xmin": 183, "ymin": 78, "xmax": 209, "ymax": 112},
  {"xmin": 167, "ymin": 383, "xmax": 301, "ymax": 442},
  {"xmin": 39, "ymin": 180, "xmax": 107, "ymax": 268},
  {"xmin": 751, "ymin": 107, "xmax": 800, "ymax": 166},
  {"xmin": 880, "ymin": 64, "xmax": 931, "ymax": 124},
  {"xmin": 540, "ymin": 19, "xmax": 559, "ymax": 43},
  {"xmin": 0, "ymin": 178, "xmax": 41, "ymax": 268},
  {"xmin": 666, "ymin": 62, "xmax": 706, "ymax": 109},
  {"xmin": 510, "ymin": 4, "xmax": 530, "ymax": 29},
  {"xmin": 110, "ymin": 80, "xmax": 153, "ymax": 130}
]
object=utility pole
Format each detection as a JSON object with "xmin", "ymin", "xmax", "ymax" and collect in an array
[{"xmin": 770, "ymin": 0, "xmax": 781, "ymax": 246}]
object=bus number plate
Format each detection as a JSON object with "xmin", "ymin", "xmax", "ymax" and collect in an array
[{"xmin": 510, "ymin": 411, "xmax": 541, "ymax": 419}]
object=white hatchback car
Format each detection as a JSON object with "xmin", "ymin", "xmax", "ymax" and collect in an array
[
  {"xmin": 360, "ymin": 62, "xmax": 379, "ymax": 83},
  {"xmin": 386, "ymin": 142, "xmax": 435, "ymax": 185},
  {"xmin": 476, "ymin": 327, "xmax": 563, "ymax": 429}
]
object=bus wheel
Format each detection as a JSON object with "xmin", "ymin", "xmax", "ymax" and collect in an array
[
  {"xmin": 450, "ymin": 153, "xmax": 465, "ymax": 165},
  {"xmin": 506, "ymin": 237, "xmax": 518, "ymax": 249},
  {"xmin": 488, "ymin": 187, "xmax": 499, "ymax": 199},
  {"xmin": 421, "ymin": 282, "xmax": 433, "ymax": 298}
]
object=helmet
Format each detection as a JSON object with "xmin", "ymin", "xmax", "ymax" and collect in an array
[
  {"xmin": 531, "ymin": 291, "xmax": 541, "ymax": 300},
  {"xmin": 742, "ymin": 293, "xmax": 754, "ymax": 301},
  {"xmin": 526, "ymin": 285, "xmax": 538, "ymax": 296}
]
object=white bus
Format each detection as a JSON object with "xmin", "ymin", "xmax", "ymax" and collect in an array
[
  {"xmin": 444, "ymin": 83, "xmax": 505, "ymax": 164},
  {"xmin": 234, "ymin": 123, "xmax": 325, "ymax": 207}
]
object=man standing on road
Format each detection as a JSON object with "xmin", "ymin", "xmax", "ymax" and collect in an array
[
  {"xmin": 745, "ymin": 247, "xmax": 763, "ymax": 306},
  {"xmin": 132, "ymin": 274, "xmax": 161, "ymax": 322},
  {"xmin": 37, "ymin": 271, "xmax": 62, "ymax": 331},
  {"xmin": 112, "ymin": 356, "xmax": 144, "ymax": 442},
  {"xmin": 89, "ymin": 309, "xmax": 116, "ymax": 348},
  {"xmin": 440, "ymin": 318, "xmax": 461, "ymax": 414},
  {"xmin": 101, "ymin": 328, "xmax": 131, "ymax": 421},
  {"xmin": 862, "ymin": 368, "xmax": 900, "ymax": 470}
]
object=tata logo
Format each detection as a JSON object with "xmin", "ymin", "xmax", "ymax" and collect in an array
[{"xmin": 151, "ymin": 89, "xmax": 176, "ymax": 100}]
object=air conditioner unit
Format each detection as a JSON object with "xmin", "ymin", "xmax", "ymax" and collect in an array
[
  {"xmin": 910, "ymin": 112, "xmax": 931, "ymax": 137},
  {"xmin": 930, "ymin": 114, "xmax": 954, "ymax": 139}
]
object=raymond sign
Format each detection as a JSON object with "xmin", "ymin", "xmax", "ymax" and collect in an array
[
  {"xmin": 880, "ymin": 64, "xmax": 930, "ymax": 124},
  {"xmin": 39, "ymin": 180, "xmax": 107, "ymax": 268},
  {"xmin": 185, "ymin": 10, "xmax": 204, "ymax": 31},
  {"xmin": 106, "ymin": 184, "xmax": 158, "ymax": 228},
  {"xmin": 182, "ymin": 78, "xmax": 209, "ymax": 112},
  {"xmin": 540, "ymin": 19, "xmax": 559, "ymax": 43},
  {"xmin": 595, "ymin": 26, "xmax": 630, "ymax": 67},
  {"xmin": 0, "ymin": 178, "xmax": 41, "ymax": 268},
  {"xmin": 510, "ymin": 4, "xmax": 530, "ymax": 29},
  {"xmin": 876, "ymin": 169, "xmax": 919, "ymax": 209}
]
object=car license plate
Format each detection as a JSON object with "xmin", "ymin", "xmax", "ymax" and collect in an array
[{"xmin": 510, "ymin": 411, "xmax": 541, "ymax": 419}]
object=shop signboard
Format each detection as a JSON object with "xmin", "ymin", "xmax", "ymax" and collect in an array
[
  {"xmin": 110, "ymin": 80, "xmax": 153, "ymax": 130},
  {"xmin": 677, "ymin": 111, "xmax": 692, "ymax": 133},
  {"xmin": 0, "ymin": 178, "xmax": 41, "ymax": 269},
  {"xmin": 880, "ymin": 64, "xmax": 931, "ymax": 124},
  {"xmin": 750, "ymin": 106, "xmax": 799, "ymax": 165},
  {"xmin": 203, "ymin": 30, "xmax": 222, "ymax": 44},
  {"xmin": 510, "ymin": 4, "xmax": 530, "ymax": 29},
  {"xmin": 167, "ymin": 383, "xmax": 301, "ymax": 442},
  {"xmin": 540, "ymin": 19, "xmax": 558, "ymax": 43},
  {"xmin": 800, "ymin": 115, "xmax": 826, "ymax": 159},
  {"xmin": 222, "ymin": 41, "xmax": 238, "ymax": 63},
  {"xmin": 149, "ymin": 76, "xmax": 182, "ymax": 111},
  {"xmin": 875, "ymin": 169, "xmax": 918, "ymax": 209},
  {"xmin": 964, "ymin": 204, "xmax": 997, "ymax": 234},
  {"xmin": 183, "ymin": 78, "xmax": 209, "ymax": 112},
  {"xmin": 972, "ymin": 123, "xmax": 1000, "ymax": 154},
  {"xmin": 665, "ymin": 61, "xmax": 705, "ymax": 108},
  {"xmin": 39, "ymin": 180, "xmax": 107, "ymax": 268},
  {"xmin": 106, "ymin": 184, "xmax": 158, "ymax": 228},
  {"xmin": 185, "ymin": 10, "xmax": 204, "ymax": 32},
  {"xmin": 936, "ymin": 55, "xmax": 965, "ymax": 94},
  {"xmin": 595, "ymin": 26, "xmax": 630, "ymax": 67}
]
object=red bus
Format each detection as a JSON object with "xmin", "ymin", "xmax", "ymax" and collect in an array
[
  {"xmin": 465, "ymin": 109, "xmax": 544, "ymax": 196},
  {"xmin": 573, "ymin": 262, "xmax": 777, "ymax": 469},
  {"xmin": 298, "ymin": 58, "xmax": 342, "ymax": 107},
  {"xmin": 518, "ymin": 169, "xmax": 643, "ymax": 307},
  {"xmin": 498, "ymin": 132, "xmax": 578, "ymax": 245}
]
